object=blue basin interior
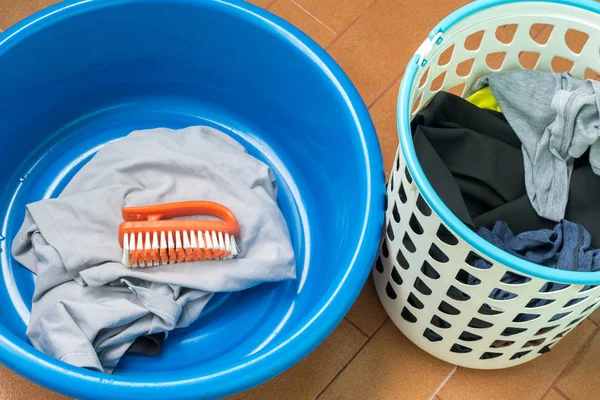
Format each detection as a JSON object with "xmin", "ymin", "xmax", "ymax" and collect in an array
[{"xmin": 0, "ymin": 0, "xmax": 384, "ymax": 398}]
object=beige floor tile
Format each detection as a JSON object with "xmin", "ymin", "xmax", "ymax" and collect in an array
[
  {"xmin": 396, "ymin": 0, "xmax": 464, "ymax": 27},
  {"xmin": 232, "ymin": 320, "xmax": 366, "ymax": 400},
  {"xmin": 319, "ymin": 320, "xmax": 454, "ymax": 400},
  {"xmin": 293, "ymin": 0, "xmax": 374, "ymax": 33},
  {"xmin": 345, "ymin": 276, "xmax": 389, "ymax": 336},
  {"xmin": 0, "ymin": 0, "xmax": 59, "ymax": 30},
  {"xmin": 369, "ymin": 81, "xmax": 401, "ymax": 178},
  {"xmin": 269, "ymin": 0, "xmax": 336, "ymax": 47},
  {"xmin": 438, "ymin": 320, "xmax": 597, "ymax": 400},
  {"xmin": 0, "ymin": 365, "xmax": 67, "ymax": 400},
  {"xmin": 246, "ymin": 0, "xmax": 276, "ymax": 8},
  {"xmin": 542, "ymin": 388, "xmax": 568, "ymax": 400},
  {"xmin": 327, "ymin": 0, "xmax": 430, "ymax": 106},
  {"xmin": 556, "ymin": 330, "xmax": 600, "ymax": 400}
]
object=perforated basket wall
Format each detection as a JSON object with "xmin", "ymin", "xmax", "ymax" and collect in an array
[{"xmin": 374, "ymin": 1, "xmax": 600, "ymax": 369}]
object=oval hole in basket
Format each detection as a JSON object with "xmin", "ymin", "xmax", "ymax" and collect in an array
[
  {"xmin": 565, "ymin": 29, "xmax": 589, "ymax": 54},
  {"xmin": 414, "ymin": 277, "xmax": 432, "ymax": 295},
  {"xmin": 421, "ymin": 261, "xmax": 440, "ymax": 280},
  {"xmin": 455, "ymin": 269, "xmax": 481, "ymax": 286},
  {"xmin": 384, "ymin": 192, "xmax": 388, "ymax": 212},
  {"xmin": 579, "ymin": 284, "xmax": 598, "ymax": 293},
  {"xmin": 464, "ymin": 30, "xmax": 484, "ymax": 50},
  {"xmin": 523, "ymin": 338, "xmax": 545, "ymax": 348},
  {"xmin": 409, "ymin": 214, "xmax": 424, "ymax": 235},
  {"xmin": 525, "ymin": 298, "xmax": 555, "ymax": 308},
  {"xmin": 518, "ymin": 51, "xmax": 540, "ymax": 70},
  {"xmin": 450, "ymin": 344, "xmax": 472, "ymax": 353},
  {"xmin": 564, "ymin": 297, "xmax": 588, "ymax": 308},
  {"xmin": 386, "ymin": 222, "xmax": 395, "ymax": 241},
  {"xmin": 423, "ymin": 328, "xmax": 443, "ymax": 342},
  {"xmin": 501, "ymin": 271, "xmax": 531, "ymax": 284},
  {"xmin": 389, "ymin": 174, "xmax": 394, "ymax": 192},
  {"xmin": 438, "ymin": 44, "xmax": 455, "ymax": 66},
  {"xmin": 459, "ymin": 331, "xmax": 482, "ymax": 341},
  {"xmin": 478, "ymin": 303, "xmax": 503, "ymax": 316},
  {"xmin": 401, "ymin": 307, "xmax": 417, "ymax": 323},
  {"xmin": 553, "ymin": 329, "xmax": 570, "ymax": 340},
  {"xmin": 535, "ymin": 325, "xmax": 558, "ymax": 335},
  {"xmin": 468, "ymin": 318, "xmax": 493, "ymax": 329},
  {"xmin": 581, "ymin": 302, "xmax": 599, "ymax": 315},
  {"xmin": 490, "ymin": 340, "xmax": 514, "ymax": 348},
  {"xmin": 436, "ymin": 224, "xmax": 458, "ymax": 245},
  {"xmin": 392, "ymin": 203, "xmax": 401, "ymax": 223},
  {"xmin": 385, "ymin": 281, "xmax": 397, "ymax": 300},
  {"xmin": 541, "ymin": 282, "xmax": 570, "ymax": 293},
  {"xmin": 496, "ymin": 24, "xmax": 518, "ymax": 44},
  {"xmin": 485, "ymin": 52, "xmax": 506, "ymax": 70},
  {"xmin": 584, "ymin": 69, "xmax": 600, "ymax": 82},
  {"xmin": 549, "ymin": 311, "xmax": 571, "ymax": 322},
  {"xmin": 375, "ymin": 257, "xmax": 384, "ymax": 273},
  {"xmin": 551, "ymin": 56, "xmax": 574, "ymax": 73},
  {"xmin": 418, "ymin": 67, "xmax": 430, "ymax": 89},
  {"xmin": 402, "ymin": 233, "xmax": 416, "ymax": 253},
  {"xmin": 404, "ymin": 168, "xmax": 413, "ymax": 184},
  {"xmin": 407, "ymin": 292, "xmax": 424, "ymax": 309},
  {"xmin": 412, "ymin": 93, "xmax": 423, "ymax": 115},
  {"xmin": 488, "ymin": 288, "xmax": 518, "ymax": 301},
  {"xmin": 447, "ymin": 285, "xmax": 471, "ymax": 301},
  {"xmin": 465, "ymin": 251, "xmax": 492, "ymax": 269},
  {"xmin": 439, "ymin": 301, "xmax": 460, "ymax": 315},
  {"xmin": 431, "ymin": 315, "xmax": 451, "ymax": 329},
  {"xmin": 456, "ymin": 58, "xmax": 475, "ymax": 77},
  {"xmin": 480, "ymin": 352, "xmax": 503, "ymax": 360},
  {"xmin": 391, "ymin": 266, "xmax": 403, "ymax": 285},
  {"xmin": 538, "ymin": 345, "xmax": 552, "ymax": 354},
  {"xmin": 531, "ymin": 24, "xmax": 553, "ymax": 45},
  {"xmin": 510, "ymin": 350, "xmax": 531, "ymax": 360},
  {"xmin": 567, "ymin": 316, "xmax": 584, "ymax": 327},
  {"xmin": 501, "ymin": 327, "xmax": 527, "ymax": 337},
  {"xmin": 396, "ymin": 155, "xmax": 400, "ymax": 171},
  {"xmin": 396, "ymin": 248, "xmax": 409, "ymax": 270},
  {"xmin": 447, "ymin": 83, "xmax": 466, "ymax": 97},
  {"xmin": 416, "ymin": 194, "xmax": 432, "ymax": 216},
  {"xmin": 398, "ymin": 182, "xmax": 407, "ymax": 204},
  {"xmin": 381, "ymin": 240, "xmax": 389, "ymax": 258},
  {"xmin": 513, "ymin": 313, "xmax": 540, "ymax": 322},
  {"xmin": 429, "ymin": 244, "xmax": 448, "ymax": 263},
  {"xmin": 430, "ymin": 71, "xmax": 447, "ymax": 92}
]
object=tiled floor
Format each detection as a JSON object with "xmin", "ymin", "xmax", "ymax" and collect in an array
[{"xmin": 1, "ymin": 0, "xmax": 600, "ymax": 399}]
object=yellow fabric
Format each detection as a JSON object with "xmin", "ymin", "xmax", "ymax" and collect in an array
[{"xmin": 466, "ymin": 86, "xmax": 502, "ymax": 113}]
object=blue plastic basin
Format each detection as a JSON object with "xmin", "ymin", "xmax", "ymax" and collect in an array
[{"xmin": 0, "ymin": 0, "xmax": 384, "ymax": 398}]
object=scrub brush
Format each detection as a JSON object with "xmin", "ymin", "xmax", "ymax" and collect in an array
[{"xmin": 118, "ymin": 201, "xmax": 240, "ymax": 268}]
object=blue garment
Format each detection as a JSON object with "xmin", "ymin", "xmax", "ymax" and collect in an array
[{"xmin": 476, "ymin": 220, "xmax": 600, "ymax": 322}]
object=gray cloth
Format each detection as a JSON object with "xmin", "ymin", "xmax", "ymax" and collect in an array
[
  {"xmin": 12, "ymin": 126, "xmax": 296, "ymax": 373},
  {"xmin": 469, "ymin": 71, "xmax": 600, "ymax": 222}
]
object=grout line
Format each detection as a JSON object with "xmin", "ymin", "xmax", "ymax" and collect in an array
[
  {"xmin": 391, "ymin": 0, "xmax": 433, "ymax": 28},
  {"xmin": 553, "ymin": 386, "xmax": 573, "ymax": 400},
  {"xmin": 343, "ymin": 317, "xmax": 370, "ymax": 338},
  {"xmin": 367, "ymin": 74, "xmax": 402, "ymax": 109},
  {"xmin": 540, "ymin": 325, "xmax": 599, "ymax": 399},
  {"xmin": 427, "ymin": 365, "xmax": 457, "ymax": 400},
  {"xmin": 288, "ymin": 0, "xmax": 336, "ymax": 34},
  {"xmin": 265, "ymin": 0, "xmax": 279, "ymax": 9},
  {"xmin": 325, "ymin": 0, "xmax": 378, "ymax": 50},
  {"xmin": 314, "ymin": 317, "xmax": 389, "ymax": 399}
]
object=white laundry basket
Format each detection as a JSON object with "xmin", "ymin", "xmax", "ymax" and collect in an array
[{"xmin": 374, "ymin": 0, "xmax": 600, "ymax": 369}]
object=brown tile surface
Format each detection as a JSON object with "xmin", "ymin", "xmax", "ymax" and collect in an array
[
  {"xmin": 319, "ymin": 320, "xmax": 454, "ymax": 400},
  {"xmin": 246, "ymin": 0, "xmax": 277, "ymax": 8},
  {"xmin": 327, "ymin": 0, "xmax": 430, "ymax": 106},
  {"xmin": 0, "ymin": 365, "xmax": 66, "ymax": 400},
  {"xmin": 438, "ymin": 320, "xmax": 597, "ymax": 400},
  {"xmin": 369, "ymin": 81, "xmax": 401, "ymax": 178},
  {"xmin": 269, "ymin": 0, "xmax": 336, "ymax": 47},
  {"xmin": 0, "ymin": 0, "xmax": 59, "ymax": 30},
  {"xmin": 397, "ymin": 0, "xmax": 464, "ymax": 26},
  {"xmin": 345, "ymin": 276, "xmax": 389, "ymax": 336},
  {"xmin": 232, "ymin": 320, "xmax": 366, "ymax": 400},
  {"xmin": 542, "ymin": 389, "xmax": 568, "ymax": 400},
  {"xmin": 556, "ymin": 330, "xmax": 600, "ymax": 400},
  {"xmin": 589, "ymin": 308, "xmax": 600, "ymax": 326},
  {"xmin": 293, "ymin": 0, "xmax": 374, "ymax": 33}
]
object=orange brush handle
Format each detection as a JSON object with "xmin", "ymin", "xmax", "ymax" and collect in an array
[{"xmin": 118, "ymin": 201, "xmax": 241, "ymax": 247}]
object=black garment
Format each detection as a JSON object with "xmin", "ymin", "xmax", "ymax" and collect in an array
[{"xmin": 411, "ymin": 92, "xmax": 600, "ymax": 248}]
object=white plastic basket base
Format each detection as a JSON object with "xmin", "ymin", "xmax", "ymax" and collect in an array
[{"xmin": 375, "ymin": 0, "xmax": 600, "ymax": 369}]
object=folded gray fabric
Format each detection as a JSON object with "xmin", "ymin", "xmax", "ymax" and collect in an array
[
  {"xmin": 12, "ymin": 126, "xmax": 296, "ymax": 373},
  {"xmin": 469, "ymin": 71, "xmax": 600, "ymax": 222}
]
